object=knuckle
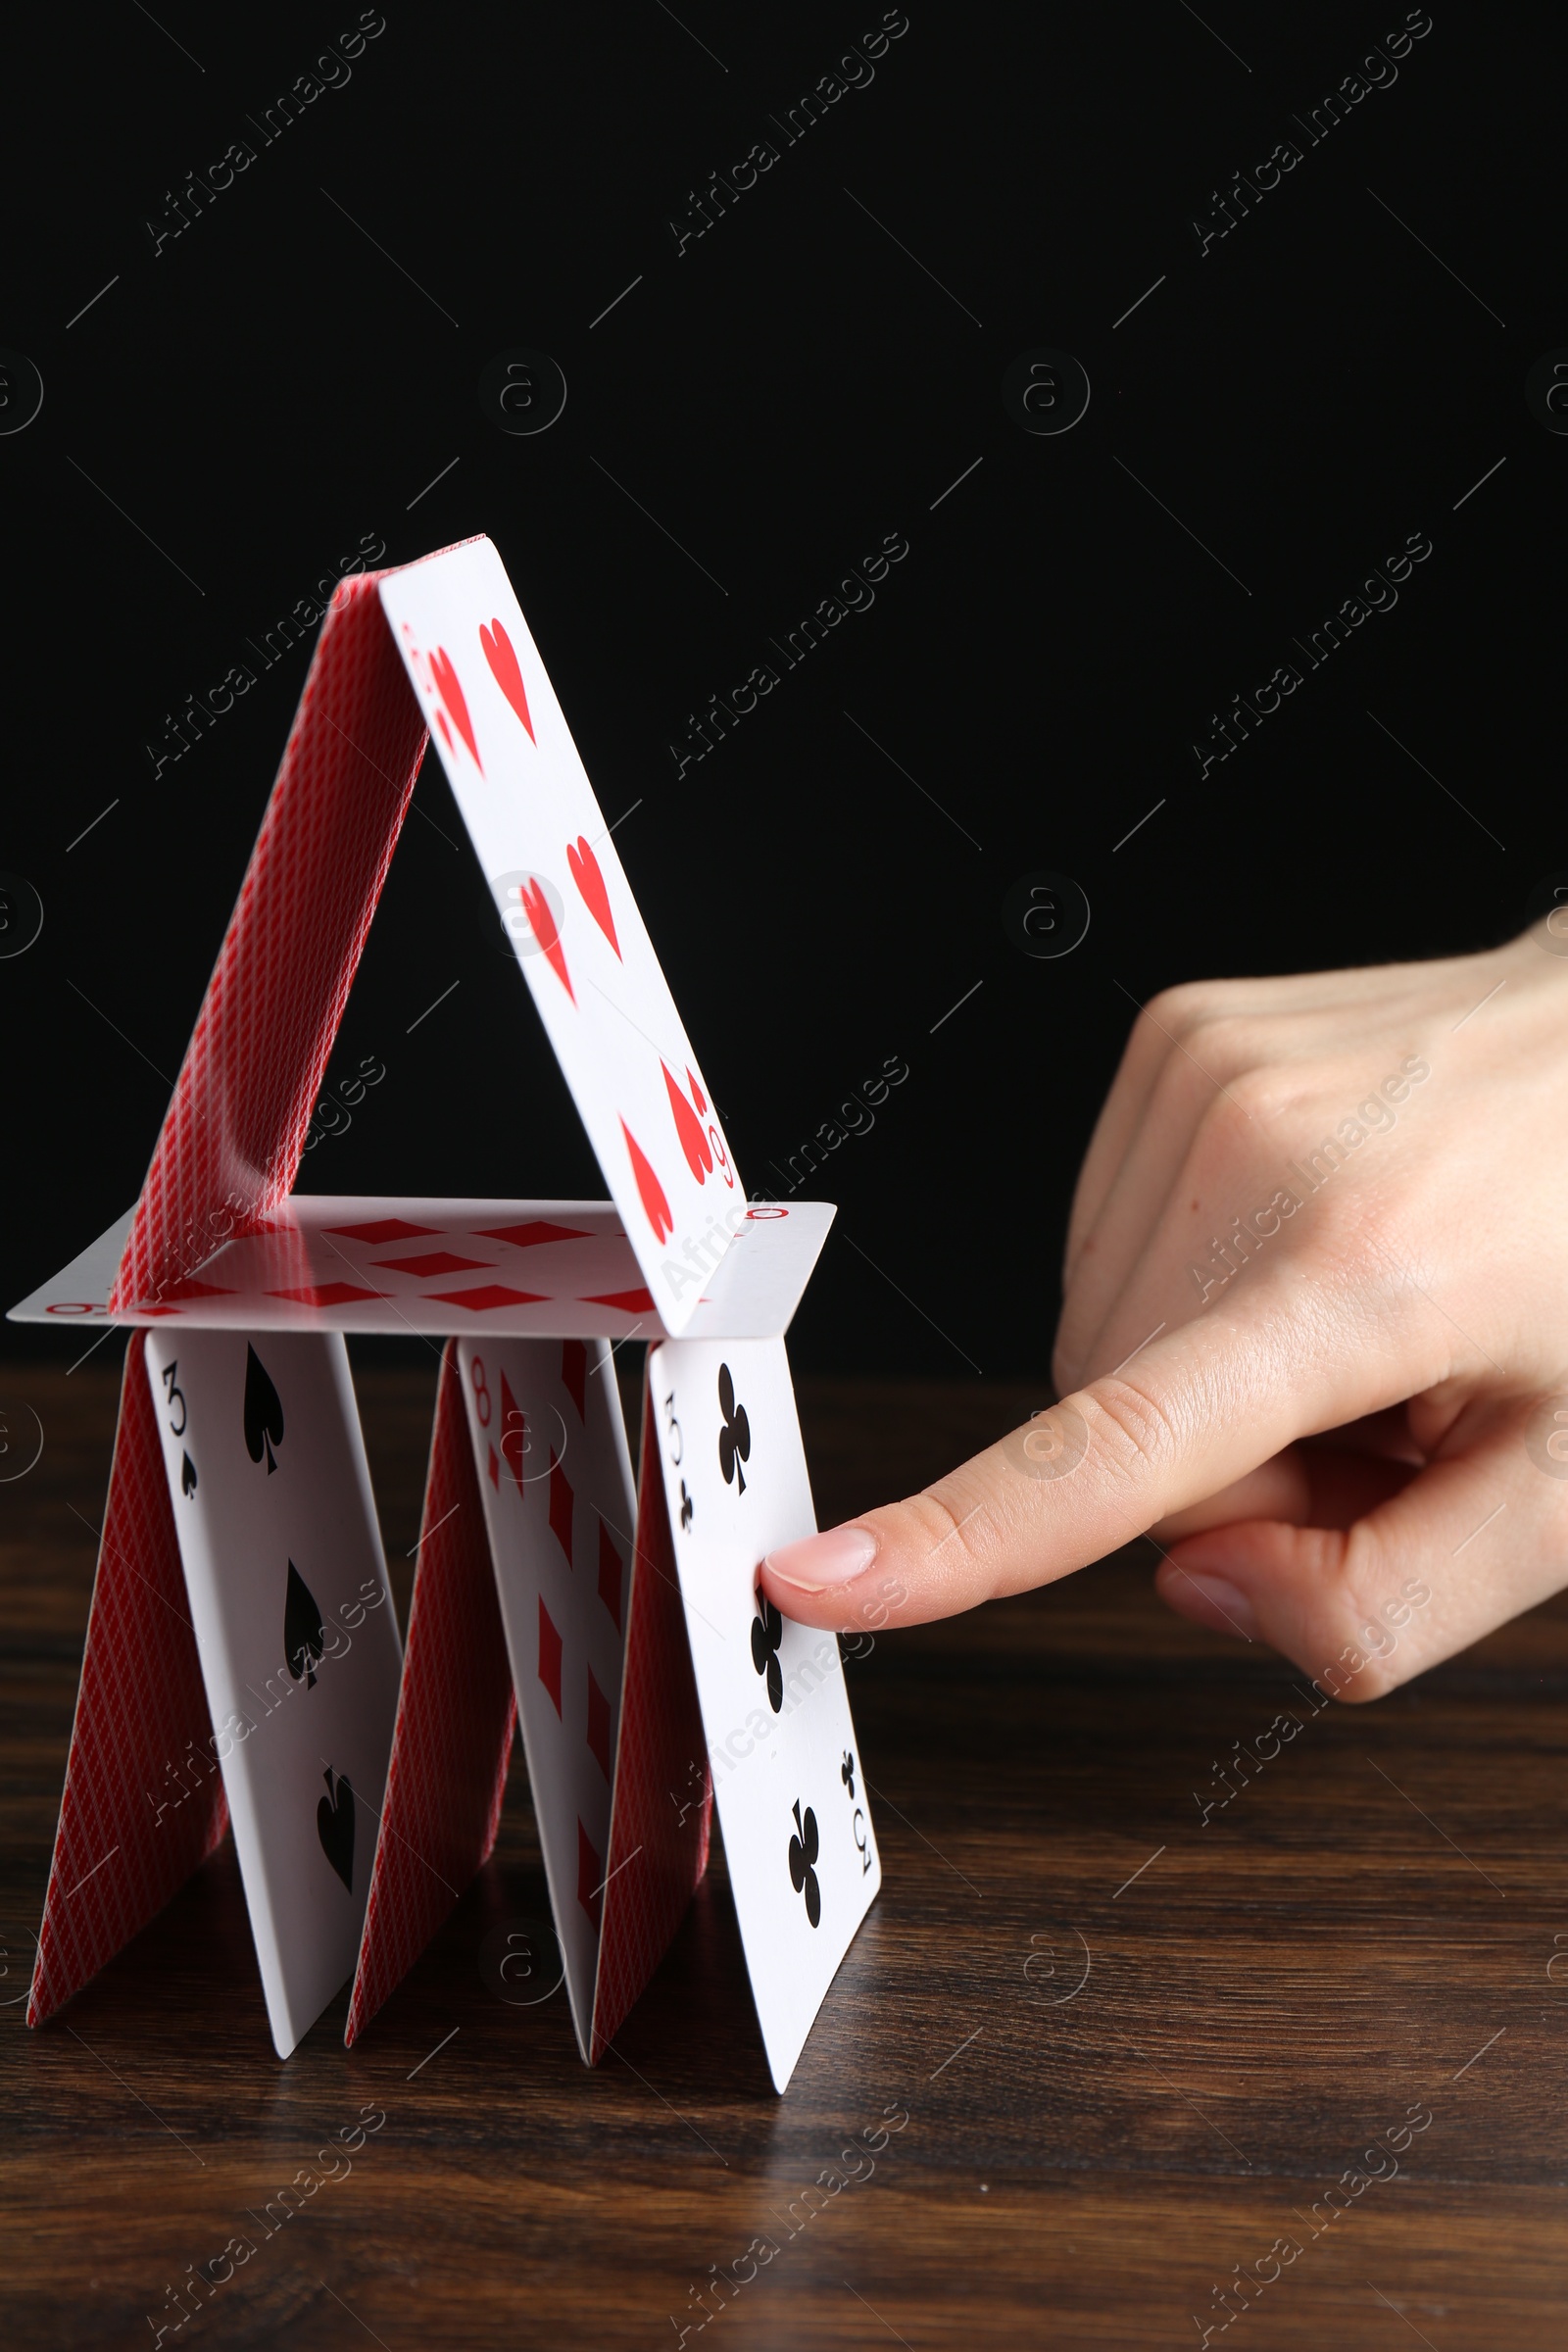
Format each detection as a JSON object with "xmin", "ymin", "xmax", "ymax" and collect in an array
[
  {"xmin": 1181, "ymin": 1089, "xmax": 1275, "ymax": 1196},
  {"xmin": 1329, "ymin": 1644, "xmax": 1399, "ymax": 1704},
  {"xmin": 1289, "ymin": 1187, "xmax": 1414, "ymax": 1312},
  {"xmin": 1184, "ymin": 1013, "xmax": 1268, "ymax": 1087},
  {"xmin": 1316, "ymin": 1532, "xmax": 1420, "ymax": 1702},
  {"xmin": 1081, "ymin": 1374, "xmax": 1189, "ymax": 1490},
  {"xmin": 1146, "ymin": 1037, "xmax": 1225, "ymax": 1131},
  {"xmin": 891, "ymin": 1480, "xmax": 995, "ymax": 1584},
  {"xmin": 1189, "ymin": 1072, "xmax": 1288, "ymax": 1171},
  {"xmin": 1144, "ymin": 980, "xmax": 1224, "ymax": 1039},
  {"xmin": 1212, "ymin": 1062, "xmax": 1281, "ymax": 1126}
]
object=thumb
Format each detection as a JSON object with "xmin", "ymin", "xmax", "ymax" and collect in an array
[
  {"xmin": 760, "ymin": 1278, "xmax": 1403, "ymax": 1632},
  {"xmin": 1154, "ymin": 1405, "xmax": 1566, "ymax": 1698}
]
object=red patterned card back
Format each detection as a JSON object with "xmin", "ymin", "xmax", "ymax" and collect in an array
[
  {"xmin": 589, "ymin": 1380, "xmax": 711, "ymax": 2062},
  {"xmin": 111, "ymin": 572, "xmax": 427, "ymax": 1312},
  {"xmin": 345, "ymin": 1340, "xmax": 514, "ymax": 2045},
  {"xmin": 28, "ymin": 1336, "xmax": 227, "ymax": 2026}
]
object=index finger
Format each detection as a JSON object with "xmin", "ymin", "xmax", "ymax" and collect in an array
[{"xmin": 759, "ymin": 1271, "xmax": 1439, "ymax": 1630}]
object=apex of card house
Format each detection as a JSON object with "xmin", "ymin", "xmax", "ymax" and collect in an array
[{"xmin": 9, "ymin": 536, "xmax": 833, "ymax": 1341}]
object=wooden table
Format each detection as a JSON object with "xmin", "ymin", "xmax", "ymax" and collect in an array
[{"xmin": 4, "ymin": 1359, "xmax": 1564, "ymax": 2348}]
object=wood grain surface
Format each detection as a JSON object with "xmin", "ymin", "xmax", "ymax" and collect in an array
[{"xmin": 3, "ymin": 1356, "xmax": 1565, "ymax": 2349}]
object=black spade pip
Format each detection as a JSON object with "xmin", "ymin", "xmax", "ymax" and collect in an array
[
  {"xmin": 284, "ymin": 1560, "xmax": 325, "ymax": 1688},
  {"xmin": 318, "ymin": 1768, "xmax": 355, "ymax": 1890},
  {"xmin": 243, "ymin": 1344, "xmax": 284, "ymax": 1474}
]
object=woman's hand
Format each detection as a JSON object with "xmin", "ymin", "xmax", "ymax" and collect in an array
[{"xmin": 760, "ymin": 920, "xmax": 1568, "ymax": 1699}]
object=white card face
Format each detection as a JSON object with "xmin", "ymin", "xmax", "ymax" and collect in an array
[
  {"xmin": 455, "ymin": 1336, "xmax": 635, "ymax": 2061},
  {"xmin": 647, "ymin": 1337, "xmax": 880, "ymax": 2092},
  {"xmin": 141, "ymin": 1331, "xmax": 403, "ymax": 2058},
  {"xmin": 5, "ymin": 1208, "xmax": 133, "ymax": 1326},
  {"xmin": 378, "ymin": 538, "xmax": 742, "ymax": 1334},
  {"xmin": 7, "ymin": 1199, "xmax": 835, "ymax": 1343}
]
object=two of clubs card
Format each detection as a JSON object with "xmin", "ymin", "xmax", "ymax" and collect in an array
[{"xmin": 454, "ymin": 1333, "xmax": 637, "ymax": 2061}]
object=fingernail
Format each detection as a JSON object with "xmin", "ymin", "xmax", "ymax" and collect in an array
[
  {"xmin": 764, "ymin": 1525, "xmax": 879, "ymax": 1592},
  {"xmin": 1169, "ymin": 1569, "xmax": 1258, "ymax": 1640}
]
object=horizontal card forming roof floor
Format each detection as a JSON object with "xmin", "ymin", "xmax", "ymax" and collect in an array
[{"xmin": 10, "ymin": 1197, "xmax": 835, "ymax": 1342}]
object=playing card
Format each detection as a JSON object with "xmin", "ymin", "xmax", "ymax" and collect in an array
[
  {"xmin": 6, "ymin": 1208, "xmax": 131, "ymax": 1331},
  {"xmin": 346, "ymin": 1339, "xmax": 516, "ymax": 2048},
  {"xmin": 588, "ymin": 1374, "xmax": 713, "ymax": 2060},
  {"xmin": 646, "ymin": 1337, "xmax": 880, "ymax": 2091},
  {"xmin": 9, "ymin": 1200, "xmax": 835, "ymax": 1344},
  {"xmin": 377, "ymin": 539, "xmax": 742, "ymax": 1333},
  {"xmin": 455, "ymin": 1336, "xmax": 635, "ymax": 2059},
  {"xmin": 141, "ymin": 1330, "xmax": 403, "ymax": 2057},
  {"xmin": 111, "ymin": 576, "xmax": 427, "ymax": 1314},
  {"xmin": 27, "ymin": 1334, "xmax": 228, "ymax": 2029}
]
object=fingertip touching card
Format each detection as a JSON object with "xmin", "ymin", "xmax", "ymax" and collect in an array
[{"xmin": 11, "ymin": 536, "xmax": 875, "ymax": 2088}]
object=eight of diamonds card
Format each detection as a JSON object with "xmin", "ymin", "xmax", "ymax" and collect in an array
[
  {"xmin": 455, "ymin": 1334, "xmax": 636, "ymax": 2060},
  {"xmin": 647, "ymin": 1336, "xmax": 880, "ymax": 2092}
]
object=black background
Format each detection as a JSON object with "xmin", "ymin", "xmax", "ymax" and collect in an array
[{"xmin": 3, "ymin": 0, "xmax": 1559, "ymax": 1379}]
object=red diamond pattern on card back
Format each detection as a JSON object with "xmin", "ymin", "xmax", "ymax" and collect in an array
[
  {"xmin": 561, "ymin": 1340, "xmax": 587, "ymax": 1424},
  {"xmin": 548, "ymin": 1449, "xmax": 574, "ymax": 1563},
  {"xmin": 538, "ymin": 1595, "xmax": 564, "ymax": 1717},
  {"xmin": 597, "ymin": 1521, "xmax": 623, "ymax": 1633},
  {"xmin": 111, "ymin": 574, "xmax": 428, "ymax": 1313},
  {"xmin": 589, "ymin": 1384, "xmax": 711, "ymax": 2063},
  {"xmin": 577, "ymin": 1821, "xmax": 604, "ymax": 1929},
  {"xmin": 585, "ymin": 1666, "xmax": 612, "ymax": 1783},
  {"xmin": 345, "ymin": 1340, "xmax": 514, "ymax": 2046},
  {"xmin": 28, "ymin": 1336, "xmax": 227, "ymax": 2028}
]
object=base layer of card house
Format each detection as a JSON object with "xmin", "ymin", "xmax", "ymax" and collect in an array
[
  {"xmin": 15, "ymin": 531, "xmax": 879, "ymax": 2091},
  {"xmin": 22, "ymin": 1308, "xmax": 879, "ymax": 2084}
]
